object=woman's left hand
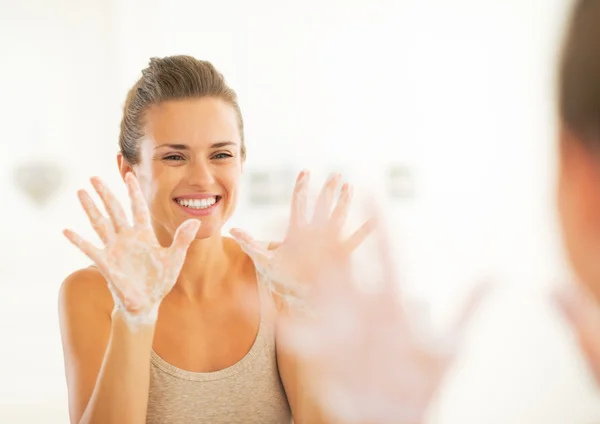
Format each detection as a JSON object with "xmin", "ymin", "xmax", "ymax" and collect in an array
[
  {"xmin": 277, "ymin": 220, "xmax": 491, "ymax": 424},
  {"xmin": 230, "ymin": 170, "xmax": 374, "ymax": 307}
]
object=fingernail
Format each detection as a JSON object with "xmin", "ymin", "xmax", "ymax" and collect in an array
[
  {"xmin": 90, "ymin": 177, "xmax": 103, "ymax": 190},
  {"xmin": 343, "ymin": 183, "xmax": 353, "ymax": 197},
  {"xmin": 327, "ymin": 172, "xmax": 341, "ymax": 183},
  {"xmin": 297, "ymin": 170, "xmax": 310, "ymax": 182}
]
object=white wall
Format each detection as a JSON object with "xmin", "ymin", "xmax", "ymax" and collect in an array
[{"xmin": 2, "ymin": 0, "xmax": 600, "ymax": 422}]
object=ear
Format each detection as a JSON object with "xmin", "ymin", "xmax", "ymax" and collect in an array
[{"xmin": 117, "ymin": 152, "xmax": 134, "ymax": 182}]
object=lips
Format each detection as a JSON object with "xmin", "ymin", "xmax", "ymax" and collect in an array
[
  {"xmin": 174, "ymin": 196, "xmax": 220, "ymax": 210},
  {"xmin": 172, "ymin": 194, "xmax": 223, "ymax": 217}
]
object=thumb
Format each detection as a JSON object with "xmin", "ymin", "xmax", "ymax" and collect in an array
[
  {"xmin": 230, "ymin": 228, "xmax": 272, "ymax": 264},
  {"xmin": 443, "ymin": 279, "xmax": 495, "ymax": 351},
  {"xmin": 170, "ymin": 219, "xmax": 201, "ymax": 253},
  {"xmin": 416, "ymin": 281, "xmax": 491, "ymax": 361}
]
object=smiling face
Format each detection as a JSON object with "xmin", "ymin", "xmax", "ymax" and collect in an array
[{"xmin": 119, "ymin": 96, "xmax": 244, "ymax": 244}]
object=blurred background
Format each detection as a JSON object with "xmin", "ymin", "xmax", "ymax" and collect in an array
[{"xmin": 2, "ymin": 0, "xmax": 599, "ymax": 422}]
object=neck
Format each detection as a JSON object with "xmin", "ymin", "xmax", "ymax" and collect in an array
[{"xmin": 173, "ymin": 233, "xmax": 231, "ymax": 299}]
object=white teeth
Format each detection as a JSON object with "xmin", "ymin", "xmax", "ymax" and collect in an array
[{"xmin": 176, "ymin": 196, "xmax": 217, "ymax": 209}]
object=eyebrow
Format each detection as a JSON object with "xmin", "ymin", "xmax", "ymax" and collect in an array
[{"xmin": 154, "ymin": 141, "xmax": 237, "ymax": 150}]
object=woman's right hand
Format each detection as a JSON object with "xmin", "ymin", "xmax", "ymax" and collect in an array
[
  {"xmin": 63, "ymin": 172, "xmax": 201, "ymax": 330},
  {"xmin": 277, "ymin": 210, "xmax": 490, "ymax": 424}
]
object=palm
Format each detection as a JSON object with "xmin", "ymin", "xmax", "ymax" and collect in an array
[
  {"xmin": 269, "ymin": 230, "xmax": 340, "ymax": 288},
  {"xmin": 232, "ymin": 171, "xmax": 373, "ymax": 304},
  {"xmin": 101, "ymin": 229, "xmax": 171, "ymax": 313},
  {"xmin": 64, "ymin": 173, "xmax": 200, "ymax": 321},
  {"xmin": 279, "ymin": 224, "xmax": 489, "ymax": 424}
]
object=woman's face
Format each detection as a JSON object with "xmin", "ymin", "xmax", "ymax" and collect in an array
[{"xmin": 125, "ymin": 97, "xmax": 243, "ymax": 243}]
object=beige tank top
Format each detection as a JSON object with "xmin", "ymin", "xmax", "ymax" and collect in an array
[{"xmin": 145, "ymin": 272, "xmax": 292, "ymax": 424}]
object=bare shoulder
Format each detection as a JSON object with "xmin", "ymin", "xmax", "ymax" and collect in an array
[
  {"xmin": 58, "ymin": 266, "xmax": 114, "ymax": 320},
  {"xmin": 58, "ymin": 267, "xmax": 115, "ymax": 422}
]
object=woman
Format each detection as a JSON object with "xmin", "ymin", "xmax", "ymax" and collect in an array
[{"xmin": 58, "ymin": 55, "xmax": 372, "ymax": 424}]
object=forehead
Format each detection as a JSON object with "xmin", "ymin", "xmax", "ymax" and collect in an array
[{"xmin": 144, "ymin": 97, "xmax": 241, "ymax": 147}]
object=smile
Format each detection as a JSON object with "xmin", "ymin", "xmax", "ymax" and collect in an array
[{"xmin": 174, "ymin": 196, "xmax": 221, "ymax": 210}]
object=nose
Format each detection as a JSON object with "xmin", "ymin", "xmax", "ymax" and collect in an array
[{"xmin": 186, "ymin": 158, "xmax": 215, "ymax": 188}]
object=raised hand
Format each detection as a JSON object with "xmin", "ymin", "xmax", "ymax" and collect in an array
[
  {"xmin": 277, "ymin": 215, "xmax": 490, "ymax": 424},
  {"xmin": 63, "ymin": 173, "xmax": 200, "ymax": 330},
  {"xmin": 230, "ymin": 170, "xmax": 374, "ymax": 308},
  {"xmin": 554, "ymin": 284, "xmax": 600, "ymax": 384}
]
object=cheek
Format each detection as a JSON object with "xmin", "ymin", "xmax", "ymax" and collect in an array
[
  {"xmin": 223, "ymin": 166, "xmax": 242, "ymax": 199},
  {"xmin": 137, "ymin": 165, "xmax": 177, "ymax": 214}
]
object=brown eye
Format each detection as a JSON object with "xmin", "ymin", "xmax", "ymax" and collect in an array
[{"xmin": 164, "ymin": 155, "xmax": 185, "ymax": 161}]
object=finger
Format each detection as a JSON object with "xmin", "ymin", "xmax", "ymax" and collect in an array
[
  {"xmin": 170, "ymin": 219, "xmax": 201, "ymax": 254},
  {"xmin": 289, "ymin": 170, "xmax": 310, "ymax": 229},
  {"xmin": 447, "ymin": 280, "xmax": 494, "ymax": 341},
  {"xmin": 230, "ymin": 228, "xmax": 273, "ymax": 266},
  {"xmin": 342, "ymin": 218, "xmax": 377, "ymax": 253},
  {"xmin": 125, "ymin": 172, "xmax": 151, "ymax": 227},
  {"xmin": 63, "ymin": 229, "xmax": 105, "ymax": 266},
  {"xmin": 330, "ymin": 183, "xmax": 352, "ymax": 234},
  {"xmin": 268, "ymin": 241, "xmax": 282, "ymax": 250},
  {"xmin": 312, "ymin": 172, "xmax": 342, "ymax": 226},
  {"xmin": 165, "ymin": 220, "xmax": 201, "ymax": 288},
  {"xmin": 77, "ymin": 189, "xmax": 114, "ymax": 244},
  {"xmin": 367, "ymin": 203, "xmax": 397, "ymax": 296},
  {"xmin": 90, "ymin": 177, "xmax": 129, "ymax": 232}
]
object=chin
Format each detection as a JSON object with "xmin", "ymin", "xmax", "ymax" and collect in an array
[{"xmin": 192, "ymin": 221, "xmax": 224, "ymax": 239}]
